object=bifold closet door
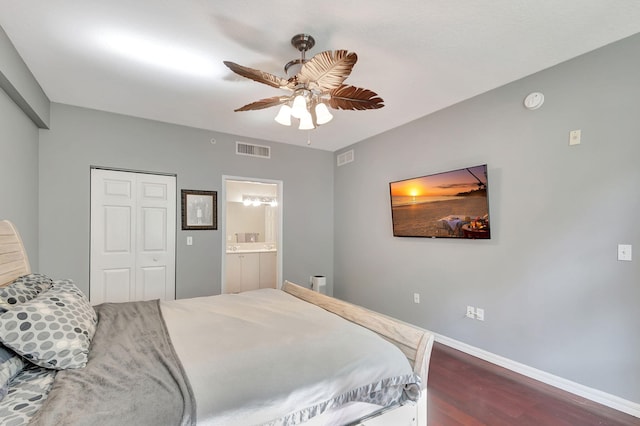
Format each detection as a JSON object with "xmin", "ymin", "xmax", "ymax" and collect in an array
[{"xmin": 90, "ymin": 169, "xmax": 176, "ymax": 304}]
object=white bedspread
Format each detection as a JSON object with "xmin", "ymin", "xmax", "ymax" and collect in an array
[{"xmin": 160, "ymin": 289, "xmax": 419, "ymax": 426}]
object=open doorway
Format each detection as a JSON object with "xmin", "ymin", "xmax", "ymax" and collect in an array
[{"xmin": 221, "ymin": 176, "xmax": 283, "ymax": 294}]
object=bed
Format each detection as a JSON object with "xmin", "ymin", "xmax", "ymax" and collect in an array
[{"xmin": 0, "ymin": 219, "xmax": 434, "ymax": 425}]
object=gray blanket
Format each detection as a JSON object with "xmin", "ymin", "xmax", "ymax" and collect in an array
[{"xmin": 29, "ymin": 300, "xmax": 196, "ymax": 426}]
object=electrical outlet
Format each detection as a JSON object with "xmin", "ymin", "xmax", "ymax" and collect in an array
[
  {"xmin": 618, "ymin": 244, "xmax": 632, "ymax": 261},
  {"xmin": 466, "ymin": 306, "xmax": 475, "ymax": 319},
  {"xmin": 413, "ymin": 293, "xmax": 420, "ymax": 304},
  {"xmin": 476, "ymin": 308, "xmax": 485, "ymax": 321}
]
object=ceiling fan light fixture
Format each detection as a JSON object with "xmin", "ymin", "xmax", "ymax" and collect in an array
[
  {"xmin": 290, "ymin": 93, "xmax": 308, "ymax": 119},
  {"xmin": 224, "ymin": 33, "xmax": 384, "ymax": 138},
  {"xmin": 274, "ymin": 104, "xmax": 292, "ymax": 126},
  {"xmin": 315, "ymin": 102, "xmax": 333, "ymax": 125},
  {"xmin": 298, "ymin": 111, "xmax": 315, "ymax": 130}
]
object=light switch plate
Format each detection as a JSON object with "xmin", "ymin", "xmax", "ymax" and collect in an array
[
  {"xmin": 569, "ymin": 129, "xmax": 581, "ymax": 145},
  {"xmin": 187, "ymin": 236, "xmax": 193, "ymax": 246},
  {"xmin": 618, "ymin": 244, "xmax": 632, "ymax": 261}
]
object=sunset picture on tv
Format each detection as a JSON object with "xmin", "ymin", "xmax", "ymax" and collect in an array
[{"xmin": 389, "ymin": 164, "xmax": 491, "ymax": 239}]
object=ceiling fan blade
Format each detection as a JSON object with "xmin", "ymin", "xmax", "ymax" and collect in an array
[
  {"xmin": 328, "ymin": 85, "xmax": 384, "ymax": 110},
  {"xmin": 296, "ymin": 50, "xmax": 357, "ymax": 92},
  {"xmin": 234, "ymin": 96, "xmax": 289, "ymax": 112},
  {"xmin": 223, "ymin": 61, "xmax": 290, "ymax": 89}
]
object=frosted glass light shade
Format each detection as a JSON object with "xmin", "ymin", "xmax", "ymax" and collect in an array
[
  {"xmin": 298, "ymin": 111, "xmax": 315, "ymax": 130},
  {"xmin": 274, "ymin": 105, "xmax": 292, "ymax": 126},
  {"xmin": 315, "ymin": 103, "xmax": 333, "ymax": 125},
  {"xmin": 291, "ymin": 95, "xmax": 308, "ymax": 119}
]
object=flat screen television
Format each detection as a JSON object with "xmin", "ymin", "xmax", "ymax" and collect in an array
[{"xmin": 389, "ymin": 164, "xmax": 491, "ymax": 239}]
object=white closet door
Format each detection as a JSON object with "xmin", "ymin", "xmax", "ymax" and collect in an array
[
  {"xmin": 90, "ymin": 169, "xmax": 176, "ymax": 304},
  {"xmin": 134, "ymin": 175, "xmax": 176, "ymax": 301}
]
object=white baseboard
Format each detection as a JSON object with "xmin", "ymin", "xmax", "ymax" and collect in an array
[{"xmin": 434, "ymin": 333, "xmax": 640, "ymax": 419}]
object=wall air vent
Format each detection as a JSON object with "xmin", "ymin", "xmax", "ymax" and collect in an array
[
  {"xmin": 236, "ymin": 142, "xmax": 271, "ymax": 159},
  {"xmin": 336, "ymin": 149, "xmax": 355, "ymax": 167}
]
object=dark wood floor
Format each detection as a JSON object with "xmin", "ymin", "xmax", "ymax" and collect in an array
[{"xmin": 427, "ymin": 342, "xmax": 640, "ymax": 425}]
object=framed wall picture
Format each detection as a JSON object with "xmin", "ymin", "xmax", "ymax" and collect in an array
[
  {"xmin": 389, "ymin": 164, "xmax": 490, "ymax": 239},
  {"xmin": 181, "ymin": 189, "xmax": 217, "ymax": 230}
]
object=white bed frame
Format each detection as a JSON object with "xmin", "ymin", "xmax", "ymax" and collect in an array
[{"xmin": 0, "ymin": 219, "xmax": 434, "ymax": 425}]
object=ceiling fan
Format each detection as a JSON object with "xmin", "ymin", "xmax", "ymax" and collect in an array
[{"xmin": 223, "ymin": 34, "xmax": 384, "ymax": 130}]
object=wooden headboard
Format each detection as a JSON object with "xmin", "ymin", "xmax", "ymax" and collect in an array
[{"xmin": 0, "ymin": 220, "xmax": 31, "ymax": 287}]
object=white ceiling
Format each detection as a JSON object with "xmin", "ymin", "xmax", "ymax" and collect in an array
[{"xmin": 2, "ymin": 1, "xmax": 640, "ymax": 152}]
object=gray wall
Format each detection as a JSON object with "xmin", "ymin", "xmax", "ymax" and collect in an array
[
  {"xmin": 0, "ymin": 23, "xmax": 48, "ymax": 269},
  {"xmin": 334, "ymin": 34, "xmax": 640, "ymax": 403},
  {"xmin": 0, "ymin": 25, "xmax": 49, "ymax": 128},
  {"xmin": 38, "ymin": 103, "xmax": 334, "ymax": 299},
  {"xmin": 0, "ymin": 87, "xmax": 40, "ymax": 268}
]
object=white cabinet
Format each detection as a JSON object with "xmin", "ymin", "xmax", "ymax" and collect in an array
[
  {"xmin": 226, "ymin": 251, "xmax": 277, "ymax": 293},
  {"xmin": 225, "ymin": 254, "xmax": 242, "ymax": 293},
  {"xmin": 225, "ymin": 253, "xmax": 259, "ymax": 293},
  {"xmin": 259, "ymin": 252, "xmax": 277, "ymax": 289}
]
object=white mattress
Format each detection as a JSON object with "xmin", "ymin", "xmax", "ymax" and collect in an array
[{"xmin": 161, "ymin": 289, "xmax": 420, "ymax": 425}]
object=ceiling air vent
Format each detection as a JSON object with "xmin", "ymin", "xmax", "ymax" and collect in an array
[
  {"xmin": 336, "ymin": 149, "xmax": 354, "ymax": 167},
  {"xmin": 236, "ymin": 142, "xmax": 271, "ymax": 159}
]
